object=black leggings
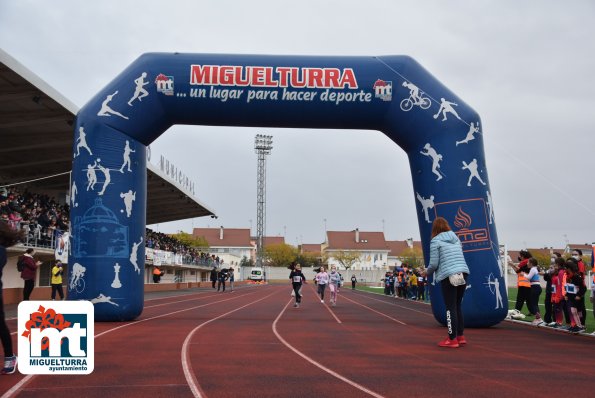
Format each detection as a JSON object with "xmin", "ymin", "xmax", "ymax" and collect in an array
[
  {"xmin": 23, "ymin": 279, "xmax": 35, "ymax": 301},
  {"xmin": 317, "ymin": 283, "xmax": 327, "ymax": 300},
  {"xmin": 515, "ymin": 286, "xmax": 531, "ymax": 313},
  {"xmin": 51, "ymin": 283, "xmax": 64, "ymax": 300},
  {"xmin": 0, "ymin": 291, "xmax": 13, "ymax": 357},
  {"xmin": 440, "ymin": 276, "xmax": 467, "ymax": 340},
  {"xmin": 292, "ymin": 283, "xmax": 302, "ymax": 303},
  {"xmin": 529, "ymin": 285, "xmax": 542, "ymax": 317}
]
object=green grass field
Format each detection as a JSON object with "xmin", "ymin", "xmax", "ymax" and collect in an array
[{"xmin": 354, "ymin": 285, "xmax": 594, "ymax": 333}]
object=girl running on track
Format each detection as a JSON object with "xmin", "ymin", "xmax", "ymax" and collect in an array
[
  {"xmin": 315, "ymin": 266, "xmax": 330, "ymax": 303},
  {"xmin": 328, "ymin": 266, "xmax": 341, "ymax": 306},
  {"xmin": 289, "ymin": 264, "xmax": 306, "ymax": 307}
]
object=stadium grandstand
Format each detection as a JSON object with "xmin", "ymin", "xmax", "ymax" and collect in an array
[{"xmin": 0, "ymin": 48, "xmax": 218, "ymax": 303}]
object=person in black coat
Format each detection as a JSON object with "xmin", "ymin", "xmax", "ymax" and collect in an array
[
  {"xmin": 210, "ymin": 267, "xmax": 218, "ymax": 289},
  {"xmin": 217, "ymin": 268, "xmax": 229, "ymax": 292}
]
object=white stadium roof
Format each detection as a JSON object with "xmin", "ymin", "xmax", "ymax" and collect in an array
[{"xmin": 0, "ymin": 48, "xmax": 216, "ymax": 224}]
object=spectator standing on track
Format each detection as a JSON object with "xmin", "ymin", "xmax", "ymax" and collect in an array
[
  {"xmin": 0, "ymin": 222, "xmax": 23, "ymax": 374},
  {"xmin": 229, "ymin": 268, "xmax": 235, "ymax": 292},
  {"xmin": 383, "ymin": 271, "xmax": 391, "ymax": 295},
  {"xmin": 409, "ymin": 271, "xmax": 418, "ymax": 300},
  {"xmin": 210, "ymin": 267, "xmax": 217, "ymax": 289},
  {"xmin": 424, "ymin": 273, "xmax": 431, "ymax": 302},
  {"xmin": 315, "ymin": 266, "xmax": 330, "ymax": 303},
  {"xmin": 526, "ymin": 258, "xmax": 544, "ymax": 325},
  {"xmin": 289, "ymin": 264, "xmax": 306, "ymax": 308},
  {"xmin": 418, "ymin": 273, "xmax": 426, "ymax": 301},
  {"xmin": 329, "ymin": 266, "xmax": 341, "ymax": 307},
  {"xmin": 152, "ymin": 266, "xmax": 163, "ymax": 283},
  {"xmin": 351, "ymin": 274, "xmax": 357, "ymax": 290},
  {"xmin": 50, "ymin": 260, "xmax": 64, "ymax": 300},
  {"xmin": 217, "ymin": 268, "xmax": 229, "ymax": 292},
  {"xmin": 508, "ymin": 249, "xmax": 532, "ymax": 314},
  {"xmin": 20, "ymin": 248, "xmax": 41, "ymax": 301},
  {"xmin": 423, "ymin": 217, "xmax": 470, "ymax": 348}
]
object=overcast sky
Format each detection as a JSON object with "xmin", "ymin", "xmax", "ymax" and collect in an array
[{"xmin": 1, "ymin": 0, "xmax": 594, "ymax": 250}]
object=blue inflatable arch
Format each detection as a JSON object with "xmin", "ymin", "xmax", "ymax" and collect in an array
[{"xmin": 70, "ymin": 53, "xmax": 507, "ymax": 325}]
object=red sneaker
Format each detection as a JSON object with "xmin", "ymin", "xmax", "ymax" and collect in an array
[
  {"xmin": 438, "ymin": 338, "xmax": 459, "ymax": 348},
  {"xmin": 457, "ymin": 336, "xmax": 467, "ymax": 345}
]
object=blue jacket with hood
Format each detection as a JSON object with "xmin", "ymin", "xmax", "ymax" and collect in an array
[{"xmin": 426, "ymin": 231, "xmax": 470, "ymax": 282}]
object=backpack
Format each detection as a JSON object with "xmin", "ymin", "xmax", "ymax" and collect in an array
[{"xmin": 17, "ymin": 256, "xmax": 25, "ymax": 272}]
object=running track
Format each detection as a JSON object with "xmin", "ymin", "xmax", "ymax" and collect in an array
[{"xmin": 0, "ymin": 284, "xmax": 593, "ymax": 397}]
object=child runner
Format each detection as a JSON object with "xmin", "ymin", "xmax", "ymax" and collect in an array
[
  {"xmin": 549, "ymin": 257, "xmax": 565, "ymax": 328},
  {"xmin": 564, "ymin": 260, "xmax": 586, "ymax": 333},
  {"xmin": 315, "ymin": 266, "xmax": 330, "ymax": 303},
  {"xmin": 328, "ymin": 266, "xmax": 341, "ymax": 306},
  {"xmin": 289, "ymin": 264, "xmax": 306, "ymax": 308},
  {"xmin": 526, "ymin": 258, "xmax": 544, "ymax": 325}
]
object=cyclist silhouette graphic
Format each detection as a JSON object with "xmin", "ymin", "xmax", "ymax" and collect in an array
[{"xmin": 400, "ymin": 81, "xmax": 431, "ymax": 111}]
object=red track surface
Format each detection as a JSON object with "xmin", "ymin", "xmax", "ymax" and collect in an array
[{"xmin": 1, "ymin": 284, "xmax": 593, "ymax": 397}]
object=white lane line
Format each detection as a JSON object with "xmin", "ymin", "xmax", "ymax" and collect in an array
[
  {"xmin": 6, "ymin": 291, "xmax": 233, "ymax": 336},
  {"xmin": 272, "ymin": 299, "xmax": 386, "ymax": 398},
  {"xmin": 95, "ymin": 291, "xmax": 258, "ymax": 339},
  {"xmin": 1, "ymin": 290, "xmax": 260, "ymax": 398},
  {"xmin": 349, "ymin": 290, "xmax": 433, "ymax": 317},
  {"xmin": 307, "ymin": 285, "xmax": 341, "ymax": 324},
  {"xmin": 341, "ymin": 294, "xmax": 407, "ymax": 325},
  {"xmin": 181, "ymin": 291, "xmax": 279, "ymax": 398}
]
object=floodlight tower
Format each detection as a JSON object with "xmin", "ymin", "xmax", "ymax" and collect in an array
[{"xmin": 254, "ymin": 134, "xmax": 273, "ymax": 273}]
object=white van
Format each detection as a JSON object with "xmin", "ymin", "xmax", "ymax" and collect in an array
[{"xmin": 249, "ymin": 267, "xmax": 264, "ymax": 282}]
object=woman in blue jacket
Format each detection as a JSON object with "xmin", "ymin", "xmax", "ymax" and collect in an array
[{"xmin": 424, "ymin": 217, "xmax": 470, "ymax": 348}]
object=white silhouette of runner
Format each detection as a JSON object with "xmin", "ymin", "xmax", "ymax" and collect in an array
[
  {"xmin": 130, "ymin": 236, "xmax": 144, "ymax": 274},
  {"xmin": 128, "ymin": 72, "xmax": 149, "ymax": 106},
  {"xmin": 456, "ymin": 122, "xmax": 480, "ymax": 146},
  {"xmin": 91, "ymin": 293, "xmax": 119, "ymax": 307},
  {"xmin": 86, "ymin": 161, "xmax": 98, "ymax": 191},
  {"xmin": 433, "ymin": 98, "xmax": 461, "ymax": 121},
  {"xmin": 120, "ymin": 190, "xmax": 136, "ymax": 218},
  {"xmin": 461, "ymin": 158, "xmax": 486, "ymax": 187},
  {"xmin": 416, "ymin": 192, "xmax": 435, "ymax": 223},
  {"xmin": 402, "ymin": 81, "xmax": 422, "ymax": 104},
  {"xmin": 420, "ymin": 143, "xmax": 444, "ymax": 181},
  {"xmin": 486, "ymin": 276, "xmax": 503, "ymax": 309},
  {"xmin": 75, "ymin": 127, "xmax": 93, "ymax": 157},
  {"xmin": 119, "ymin": 140, "xmax": 136, "ymax": 173},
  {"xmin": 96, "ymin": 160, "xmax": 111, "ymax": 196},
  {"xmin": 71, "ymin": 181, "xmax": 78, "ymax": 207},
  {"xmin": 98, "ymin": 91, "xmax": 129, "ymax": 120},
  {"xmin": 486, "ymin": 190, "xmax": 494, "ymax": 224}
]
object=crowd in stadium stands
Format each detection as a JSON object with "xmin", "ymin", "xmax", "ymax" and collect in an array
[
  {"xmin": 145, "ymin": 228, "xmax": 220, "ymax": 267},
  {"xmin": 0, "ymin": 186, "xmax": 221, "ymax": 267},
  {"xmin": 0, "ymin": 187, "xmax": 69, "ymax": 247}
]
